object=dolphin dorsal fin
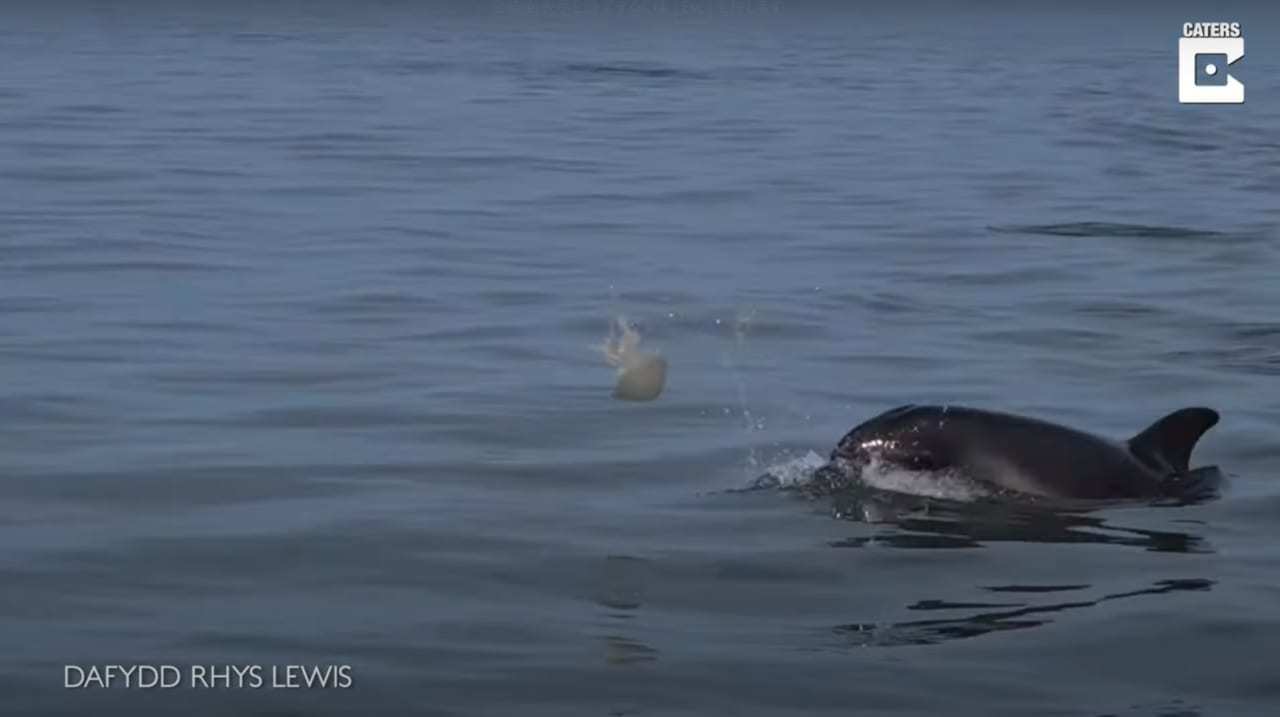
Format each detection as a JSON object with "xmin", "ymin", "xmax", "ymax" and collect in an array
[{"xmin": 1128, "ymin": 408, "xmax": 1219, "ymax": 473}]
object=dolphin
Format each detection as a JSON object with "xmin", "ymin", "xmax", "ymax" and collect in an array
[{"xmin": 815, "ymin": 404, "xmax": 1221, "ymax": 502}]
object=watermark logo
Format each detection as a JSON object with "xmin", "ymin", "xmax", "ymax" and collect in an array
[{"xmin": 1179, "ymin": 22, "xmax": 1243, "ymax": 104}]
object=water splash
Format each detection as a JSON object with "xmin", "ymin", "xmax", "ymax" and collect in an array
[
  {"xmin": 740, "ymin": 451, "xmax": 828, "ymax": 491},
  {"xmin": 720, "ymin": 308, "xmax": 764, "ymax": 470}
]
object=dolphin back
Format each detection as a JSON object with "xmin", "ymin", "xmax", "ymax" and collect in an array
[{"xmin": 1127, "ymin": 407, "xmax": 1219, "ymax": 474}]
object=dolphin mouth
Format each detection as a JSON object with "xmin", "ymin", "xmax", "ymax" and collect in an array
[
  {"xmin": 803, "ymin": 458, "xmax": 864, "ymax": 496},
  {"xmin": 831, "ymin": 454, "xmax": 862, "ymax": 475},
  {"xmin": 811, "ymin": 454, "xmax": 1004, "ymax": 504}
]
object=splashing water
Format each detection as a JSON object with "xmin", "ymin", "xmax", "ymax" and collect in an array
[
  {"xmin": 742, "ymin": 451, "xmax": 828, "ymax": 491},
  {"xmin": 720, "ymin": 308, "xmax": 764, "ymax": 470}
]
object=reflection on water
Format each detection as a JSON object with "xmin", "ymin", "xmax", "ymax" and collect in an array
[
  {"xmin": 822, "ymin": 488, "xmax": 1210, "ymax": 553},
  {"xmin": 809, "ymin": 486, "xmax": 1217, "ymax": 648},
  {"xmin": 985, "ymin": 221, "xmax": 1242, "ymax": 241},
  {"xmin": 832, "ymin": 579, "xmax": 1214, "ymax": 648},
  {"xmin": 829, "ymin": 507, "xmax": 1206, "ymax": 553},
  {"xmin": 593, "ymin": 555, "xmax": 659, "ymax": 667},
  {"xmin": 594, "ymin": 554, "xmax": 651, "ymax": 612},
  {"xmin": 1095, "ymin": 699, "xmax": 1202, "ymax": 717},
  {"xmin": 603, "ymin": 635, "xmax": 660, "ymax": 666}
]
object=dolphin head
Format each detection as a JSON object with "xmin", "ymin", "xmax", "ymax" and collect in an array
[
  {"xmin": 831, "ymin": 404, "xmax": 943, "ymax": 469},
  {"xmin": 812, "ymin": 404, "xmax": 943, "ymax": 494},
  {"xmin": 821, "ymin": 421, "xmax": 886, "ymax": 486}
]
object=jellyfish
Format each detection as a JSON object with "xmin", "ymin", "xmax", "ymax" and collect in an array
[{"xmin": 598, "ymin": 316, "xmax": 667, "ymax": 402}]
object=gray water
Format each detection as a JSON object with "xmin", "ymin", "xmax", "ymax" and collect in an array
[{"xmin": 3, "ymin": 3, "xmax": 1280, "ymax": 716}]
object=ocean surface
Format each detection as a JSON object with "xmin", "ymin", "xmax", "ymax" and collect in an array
[{"xmin": 2, "ymin": 3, "xmax": 1279, "ymax": 716}]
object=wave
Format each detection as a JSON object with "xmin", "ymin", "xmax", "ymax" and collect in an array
[
  {"xmin": 988, "ymin": 222, "xmax": 1236, "ymax": 240},
  {"xmin": 561, "ymin": 62, "xmax": 706, "ymax": 80}
]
